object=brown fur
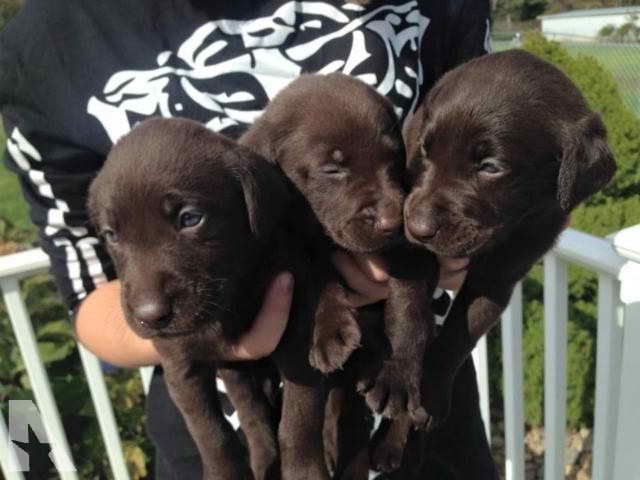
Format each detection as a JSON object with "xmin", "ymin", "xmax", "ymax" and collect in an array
[
  {"xmin": 241, "ymin": 73, "xmax": 452, "ymax": 477},
  {"xmin": 240, "ymin": 73, "xmax": 440, "ymax": 431},
  {"xmin": 403, "ymin": 49, "xmax": 616, "ymax": 439},
  {"xmin": 88, "ymin": 118, "xmax": 329, "ymax": 480}
]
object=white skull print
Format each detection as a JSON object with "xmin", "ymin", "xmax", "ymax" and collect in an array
[{"xmin": 87, "ymin": 1, "xmax": 430, "ymax": 143}]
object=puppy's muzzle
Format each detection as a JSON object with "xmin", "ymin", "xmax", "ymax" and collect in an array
[
  {"xmin": 131, "ymin": 296, "xmax": 172, "ymax": 330},
  {"xmin": 360, "ymin": 200, "xmax": 403, "ymax": 235},
  {"xmin": 405, "ymin": 216, "xmax": 439, "ymax": 243}
]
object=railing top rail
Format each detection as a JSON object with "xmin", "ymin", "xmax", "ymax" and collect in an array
[
  {"xmin": 609, "ymin": 225, "xmax": 640, "ymax": 264},
  {"xmin": 0, "ymin": 248, "xmax": 50, "ymax": 280},
  {"xmin": 0, "ymin": 226, "xmax": 637, "ymax": 282},
  {"xmin": 554, "ymin": 228, "xmax": 628, "ymax": 277}
]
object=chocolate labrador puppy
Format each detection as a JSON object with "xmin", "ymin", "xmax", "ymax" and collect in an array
[
  {"xmin": 336, "ymin": 49, "xmax": 615, "ymax": 479},
  {"xmin": 402, "ymin": 50, "xmax": 616, "ymax": 430},
  {"xmin": 240, "ymin": 73, "xmax": 439, "ymax": 431},
  {"xmin": 88, "ymin": 118, "xmax": 329, "ymax": 480}
]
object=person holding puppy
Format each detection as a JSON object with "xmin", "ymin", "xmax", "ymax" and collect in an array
[{"xmin": 1, "ymin": 0, "xmax": 489, "ymax": 477}]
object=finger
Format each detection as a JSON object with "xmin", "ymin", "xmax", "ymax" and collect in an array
[
  {"xmin": 332, "ymin": 251, "xmax": 389, "ymax": 304},
  {"xmin": 352, "ymin": 253, "xmax": 389, "ymax": 283},
  {"xmin": 231, "ymin": 272, "xmax": 294, "ymax": 360},
  {"xmin": 438, "ymin": 269, "xmax": 468, "ymax": 291},
  {"xmin": 437, "ymin": 256, "xmax": 469, "ymax": 291},
  {"xmin": 438, "ymin": 256, "xmax": 469, "ymax": 273}
]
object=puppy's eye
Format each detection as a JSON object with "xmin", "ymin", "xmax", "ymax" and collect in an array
[
  {"xmin": 101, "ymin": 229, "xmax": 118, "ymax": 244},
  {"xmin": 477, "ymin": 159, "xmax": 503, "ymax": 176},
  {"xmin": 179, "ymin": 210, "xmax": 204, "ymax": 229},
  {"xmin": 319, "ymin": 163, "xmax": 345, "ymax": 177}
]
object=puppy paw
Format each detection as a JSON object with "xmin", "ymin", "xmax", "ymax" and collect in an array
[
  {"xmin": 370, "ymin": 417, "xmax": 410, "ymax": 473},
  {"xmin": 309, "ymin": 308, "xmax": 361, "ymax": 373},
  {"xmin": 372, "ymin": 441, "xmax": 403, "ymax": 473},
  {"xmin": 340, "ymin": 448, "xmax": 371, "ymax": 480},
  {"xmin": 358, "ymin": 359, "xmax": 425, "ymax": 423}
]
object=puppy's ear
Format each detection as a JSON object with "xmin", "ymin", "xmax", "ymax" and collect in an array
[
  {"xmin": 239, "ymin": 121, "xmax": 278, "ymax": 163},
  {"xmin": 557, "ymin": 113, "xmax": 616, "ymax": 212},
  {"xmin": 86, "ymin": 178, "xmax": 103, "ymax": 229},
  {"xmin": 234, "ymin": 149, "xmax": 290, "ymax": 242},
  {"xmin": 403, "ymin": 103, "xmax": 428, "ymax": 163}
]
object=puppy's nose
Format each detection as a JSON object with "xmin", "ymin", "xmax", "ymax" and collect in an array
[
  {"xmin": 407, "ymin": 217, "xmax": 439, "ymax": 242},
  {"xmin": 133, "ymin": 301, "xmax": 171, "ymax": 330}
]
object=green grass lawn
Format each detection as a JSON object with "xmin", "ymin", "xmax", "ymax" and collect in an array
[
  {"xmin": 564, "ymin": 42, "xmax": 640, "ymax": 117},
  {"xmin": 0, "ymin": 121, "xmax": 33, "ymax": 233}
]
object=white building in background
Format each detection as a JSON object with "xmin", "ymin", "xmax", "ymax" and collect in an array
[{"xmin": 539, "ymin": 6, "xmax": 640, "ymax": 41}]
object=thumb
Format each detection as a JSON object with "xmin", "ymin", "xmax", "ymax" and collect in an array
[{"xmin": 231, "ymin": 272, "xmax": 294, "ymax": 360}]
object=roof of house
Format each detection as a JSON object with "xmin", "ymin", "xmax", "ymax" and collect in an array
[{"xmin": 539, "ymin": 6, "xmax": 640, "ymax": 20}]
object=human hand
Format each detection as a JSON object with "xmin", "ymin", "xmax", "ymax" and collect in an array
[
  {"xmin": 332, "ymin": 251, "xmax": 471, "ymax": 306},
  {"xmin": 331, "ymin": 251, "xmax": 390, "ymax": 307},
  {"xmin": 229, "ymin": 272, "xmax": 294, "ymax": 360},
  {"xmin": 436, "ymin": 255, "xmax": 469, "ymax": 291}
]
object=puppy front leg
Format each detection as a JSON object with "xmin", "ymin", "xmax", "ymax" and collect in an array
[
  {"xmin": 361, "ymin": 249, "xmax": 438, "ymax": 427},
  {"xmin": 160, "ymin": 356, "xmax": 253, "ymax": 480},
  {"xmin": 323, "ymin": 385, "xmax": 344, "ymax": 474},
  {"xmin": 360, "ymin": 277, "xmax": 433, "ymax": 422},
  {"xmin": 218, "ymin": 367, "xmax": 279, "ymax": 480},
  {"xmin": 309, "ymin": 280, "xmax": 361, "ymax": 373},
  {"xmin": 419, "ymin": 276, "xmax": 515, "ymax": 427},
  {"xmin": 279, "ymin": 379, "xmax": 330, "ymax": 480},
  {"xmin": 427, "ymin": 356, "xmax": 499, "ymax": 480}
]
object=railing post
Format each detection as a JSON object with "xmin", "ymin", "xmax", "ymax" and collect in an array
[
  {"xmin": 612, "ymin": 262, "xmax": 640, "ymax": 480},
  {"xmin": 0, "ymin": 277, "xmax": 78, "ymax": 480},
  {"xmin": 0, "ymin": 409, "xmax": 25, "ymax": 480},
  {"xmin": 543, "ymin": 255, "xmax": 568, "ymax": 480},
  {"xmin": 591, "ymin": 273, "xmax": 623, "ymax": 480},
  {"xmin": 77, "ymin": 346, "xmax": 131, "ymax": 480},
  {"xmin": 472, "ymin": 335, "xmax": 491, "ymax": 442},
  {"xmin": 501, "ymin": 281, "xmax": 525, "ymax": 480}
]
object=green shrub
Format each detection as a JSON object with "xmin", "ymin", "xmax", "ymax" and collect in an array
[
  {"xmin": 488, "ymin": 33, "xmax": 640, "ymax": 429},
  {"xmin": 598, "ymin": 24, "xmax": 616, "ymax": 38},
  {"xmin": 519, "ymin": 299, "xmax": 595, "ymax": 429},
  {"xmin": 507, "ymin": 0, "xmax": 549, "ymax": 21}
]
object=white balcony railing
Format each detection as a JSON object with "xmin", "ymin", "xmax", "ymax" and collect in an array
[{"xmin": 1, "ymin": 226, "xmax": 639, "ymax": 480}]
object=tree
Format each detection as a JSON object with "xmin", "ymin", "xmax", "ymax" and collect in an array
[
  {"xmin": 495, "ymin": 0, "xmax": 550, "ymax": 21},
  {"xmin": 514, "ymin": 0, "xmax": 549, "ymax": 19}
]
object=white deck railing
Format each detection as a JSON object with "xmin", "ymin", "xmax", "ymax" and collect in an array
[{"xmin": 1, "ymin": 226, "xmax": 639, "ymax": 480}]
